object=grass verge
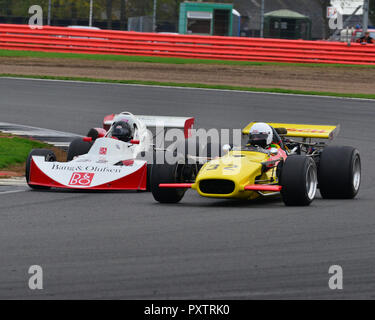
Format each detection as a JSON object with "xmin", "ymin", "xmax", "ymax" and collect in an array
[
  {"xmin": 0, "ymin": 133, "xmax": 49, "ymax": 169},
  {"xmin": 0, "ymin": 133, "xmax": 66, "ymax": 177},
  {"xmin": 1, "ymin": 73, "xmax": 375, "ymax": 100},
  {"xmin": 1, "ymin": 49, "xmax": 374, "ymax": 69}
]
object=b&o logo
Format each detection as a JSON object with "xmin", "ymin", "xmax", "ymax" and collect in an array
[{"xmin": 69, "ymin": 172, "xmax": 95, "ymax": 186}]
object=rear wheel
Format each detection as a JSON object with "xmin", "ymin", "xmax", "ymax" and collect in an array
[
  {"xmin": 280, "ymin": 155, "xmax": 317, "ymax": 206},
  {"xmin": 67, "ymin": 138, "xmax": 93, "ymax": 161},
  {"xmin": 26, "ymin": 149, "xmax": 56, "ymax": 190},
  {"xmin": 318, "ymin": 146, "xmax": 361, "ymax": 199}
]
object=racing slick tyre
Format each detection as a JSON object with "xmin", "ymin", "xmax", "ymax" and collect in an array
[
  {"xmin": 26, "ymin": 149, "xmax": 56, "ymax": 190},
  {"xmin": 67, "ymin": 138, "xmax": 93, "ymax": 161},
  {"xmin": 150, "ymin": 153, "xmax": 187, "ymax": 203},
  {"xmin": 280, "ymin": 155, "xmax": 318, "ymax": 206},
  {"xmin": 318, "ymin": 146, "xmax": 361, "ymax": 199}
]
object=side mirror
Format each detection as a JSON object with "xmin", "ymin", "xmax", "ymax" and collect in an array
[
  {"xmin": 130, "ymin": 139, "xmax": 140, "ymax": 145},
  {"xmin": 222, "ymin": 144, "xmax": 231, "ymax": 153}
]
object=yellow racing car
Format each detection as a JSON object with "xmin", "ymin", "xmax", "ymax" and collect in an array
[{"xmin": 150, "ymin": 122, "xmax": 361, "ymax": 206}]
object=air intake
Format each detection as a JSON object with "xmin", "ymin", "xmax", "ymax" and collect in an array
[{"xmin": 199, "ymin": 179, "xmax": 235, "ymax": 194}]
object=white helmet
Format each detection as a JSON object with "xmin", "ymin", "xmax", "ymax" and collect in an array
[{"xmin": 249, "ymin": 122, "xmax": 273, "ymax": 147}]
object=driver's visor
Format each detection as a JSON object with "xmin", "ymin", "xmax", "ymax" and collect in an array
[{"xmin": 249, "ymin": 133, "xmax": 268, "ymax": 141}]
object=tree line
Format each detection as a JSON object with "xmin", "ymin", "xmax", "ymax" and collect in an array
[
  {"xmin": 0, "ymin": 0, "xmax": 373, "ymax": 32},
  {"xmin": 0, "ymin": 0, "xmax": 230, "ymax": 29}
]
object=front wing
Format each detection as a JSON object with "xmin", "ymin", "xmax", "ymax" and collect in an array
[{"xmin": 29, "ymin": 156, "xmax": 147, "ymax": 190}]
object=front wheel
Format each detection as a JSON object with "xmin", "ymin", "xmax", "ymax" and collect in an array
[
  {"xmin": 280, "ymin": 155, "xmax": 317, "ymax": 206},
  {"xmin": 26, "ymin": 149, "xmax": 56, "ymax": 190},
  {"xmin": 150, "ymin": 162, "xmax": 187, "ymax": 203}
]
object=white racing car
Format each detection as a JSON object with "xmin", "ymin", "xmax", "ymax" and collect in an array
[{"xmin": 25, "ymin": 112, "xmax": 194, "ymax": 191}]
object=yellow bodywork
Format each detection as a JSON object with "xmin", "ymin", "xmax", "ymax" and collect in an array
[
  {"xmin": 243, "ymin": 122, "xmax": 340, "ymax": 140},
  {"xmin": 191, "ymin": 150, "xmax": 278, "ymax": 200}
]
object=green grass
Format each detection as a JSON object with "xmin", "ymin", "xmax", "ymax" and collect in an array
[
  {"xmin": 1, "ymin": 49, "xmax": 374, "ymax": 69},
  {"xmin": 1, "ymin": 73, "xmax": 374, "ymax": 100},
  {"xmin": 0, "ymin": 134, "xmax": 48, "ymax": 169}
]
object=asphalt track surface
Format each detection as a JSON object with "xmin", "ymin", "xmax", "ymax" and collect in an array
[{"xmin": 0, "ymin": 78, "xmax": 375, "ymax": 299}]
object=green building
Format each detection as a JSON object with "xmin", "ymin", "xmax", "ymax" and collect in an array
[
  {"xmin": 179, "ymin": 2, "xmax": 234, "ymax": 36},
  {"xmin": 263, "ymin": 9, "xmax": 312, "ymax": 40}
]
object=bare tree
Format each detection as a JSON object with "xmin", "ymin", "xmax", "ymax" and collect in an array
[
  {"xmin": 0, "ymin": 0, "xmax": 13, "ymax": 16},
  {"xmin": 314, "ymin": 0, "xmax": 331, "ymax": 39},
  {"xmin": 370, "ymin": 0, "xmax": 375, "ymax": 23},
  {"xmin": 106, "ymin": 0, "xmax": 113, "ymax": 29},
  {"xmin": 71, "ymin": 0, "xmax": 78, "ymax": 25},
  {"xmin": 120, "ymin": 0, "xmax": 127, "ymax": 30},
  {"xmin": 174, "ymin": 0, "xmax": 182, "ymax": 24}
]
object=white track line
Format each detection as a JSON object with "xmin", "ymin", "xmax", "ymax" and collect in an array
[
  {"xmin": 0, "ymin": 178, "xmax": 27, "ymax": 186},
  {"xmin": 0, "ymin": 122, "xmax": 80, "ymax": 139},
  {"xmin": 0, "ymin": 189, "xmax": 26, "ymax": 195},
  {"xmin": 2, "ymin": 76, "xmax": 375, "ymax": 102},
  {"xmin": 0, "ymin": 121, "xmax": 81, "ymax": 149}
]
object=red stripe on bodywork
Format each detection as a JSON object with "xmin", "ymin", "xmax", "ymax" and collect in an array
[
  {"xmin": 29, "ymin": 158, "xmax": 67, "ymax": 188},
  {"xmin": 159, "ymin": 183, "xmax": 193, "ymax": 188},
  {"xmin": 244, "ymin": 185, "xmax": 282, "ymax": 192},
  {"xmin": 92, "ymin": 163, "xmax": 147, "ymax": 190}
]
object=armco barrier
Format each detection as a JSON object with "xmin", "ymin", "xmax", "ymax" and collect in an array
[{"xmin": 1, "ymin": 24, "xmax": 375, "ymax": 65}]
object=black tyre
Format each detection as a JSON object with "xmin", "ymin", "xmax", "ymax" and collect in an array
[
  {"xmin": 87, "ymin": 128, "xmax": 101, "ymax": 141},
  {"xmin": 318, "ymin": 146, "xmax": 361, "ymax": 199},
  {"xmin": 150, "ymin": 154, "xmax": 187, "ymax": 203},
  {"xmin": 67, "ymin": 138, "xmax": 93, "ymax": 161},
  {"xmin": 280, "ymin": 155, "xmax": 318, "ymax": 206},
  {"xmin": 26, "ymin": 149, "xmax": 56, "ymax": 190}
]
